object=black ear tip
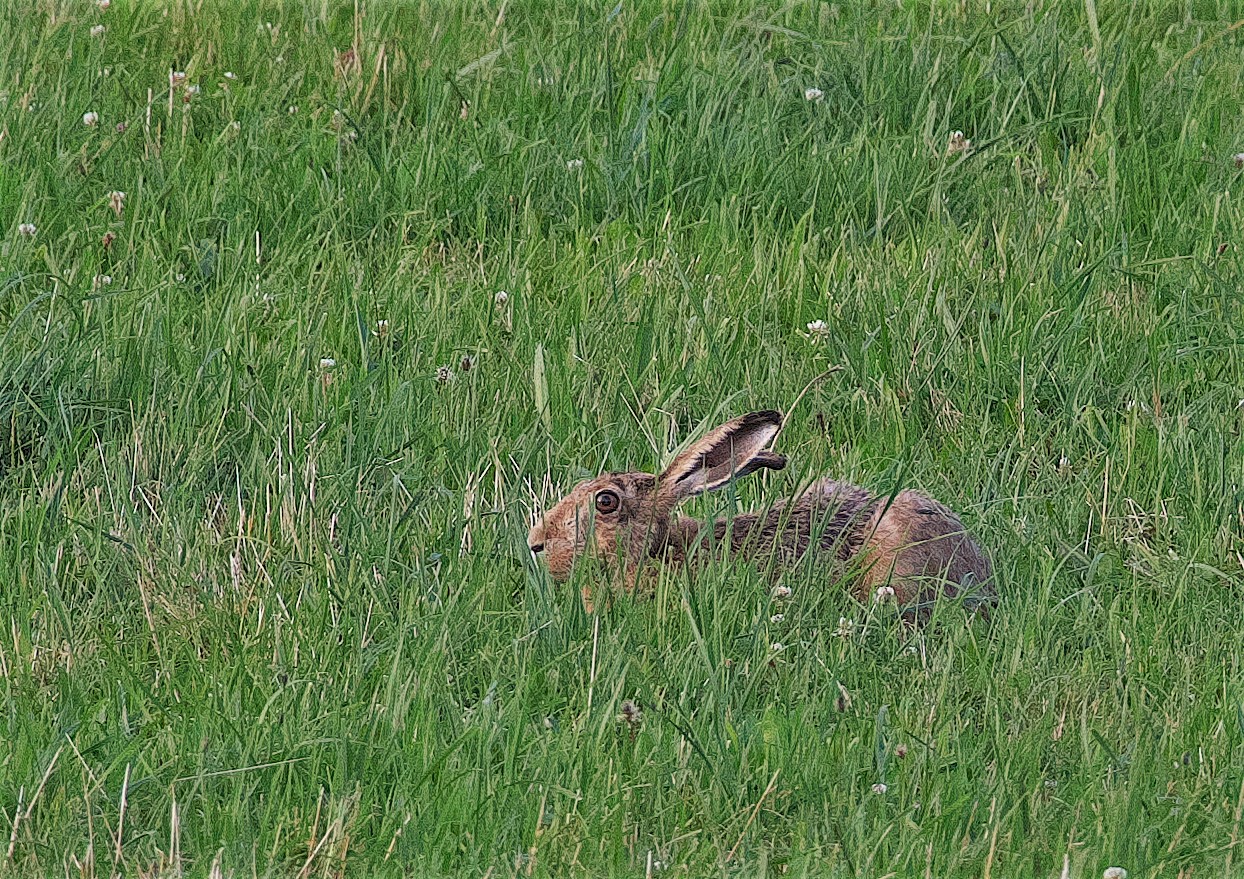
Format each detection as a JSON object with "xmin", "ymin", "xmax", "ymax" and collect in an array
[
  {"xmin": 755, "ymin": 451, "xmax": 787, "ymax": 470},
  {"xmin": 746, "ymin": 409, "xmax": 783, "ymax": 427}
]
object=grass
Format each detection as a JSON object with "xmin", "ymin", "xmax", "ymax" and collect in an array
[{"xmin": 1, "ymin": 0, "xmax": 1243, "ymax": 876}]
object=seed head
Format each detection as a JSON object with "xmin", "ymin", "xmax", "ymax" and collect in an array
[
  {"xmin": 459, "ymin": 355, "xmax": 475, "ymax": 372},
  {"xmin": 618, "ymin": 699, "xmax": 643, "ymax": 734}
]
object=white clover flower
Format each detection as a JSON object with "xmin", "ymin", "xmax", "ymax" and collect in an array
[
  {"xmin": 170, "ymin": 70, "xmax": 187, "ymax": 85},
  {"xmin": 90, "ymin": 24, "xmax": 105, "ymax": 37},
  {"xmin": 224, "ymin": 71, "xmax": 237, "ymax": 80},
  {"xmin": 175, "ymin": 273, "xmax": 186, "ymax": 282},
  {"xmin": 108, "ymin": 190, "xmax": 125, "ymax": 217},
  {"xmin": 95, "ymin": 0, "xmax": 110, "ymax": 8},
  {"xmin": 186, "ymin": 84, "xmax": 201, "ymax": 96},
  {"xmin": 871, "ymin": 782, "xmax": 887, "ymax": 795},
  {"xmin": 1103, "ymin": 869, "xmax": 1128, "ymax": 879},
  {"xmin": 1234, "ymin": 153, "xmax": 1244, "ymax": 169},
  {"xmin": 82, "ymin": 111, "xmax": 99, "ymax": 126},
  {"xmin": 319, "ymin": 357, "xmax": 337, "ymax": 370},
  {"xmin": 806, "ymin": 319, "xmax": 829, "ymax": 335},
  {"xmin": 494, "ymin": 289, "xmax": 509, "ymax": 307},
  {"xmin": 374, "ymin": 319, "xmax": 389, "ymax": 336},
  {"xmin": 566, "ymin": 158, "xmax": 584, "ymax": 171},
  {"xmin": 93, "ymin": 274, "xmax": 112, "ymax": 289},
  {"xmin": 18, "ymin": 223, "xmax": 36, "ymax": 237},
  {"xmin": 833, "ymin": 616, "xmax": 857, "ymax": 638},
  {"xmin": 947, "ymin": 130, "xmax": 971, "ymax": 156},
  {"xmin": 874, "ymin": 585, "xmax": 896, "ymax": 603},
  {"xmin": 772, "ymin": 584, "xmax": 792, "ymax": 600},
  {"xmin": 804, "ymin": 87, "xmax": 824, "ymax": 102},
  {"xmin": 770, "ymin": 613, "xmax": 784, "ymax": 623},
  {"xmin": 770, "ymin": 642, "xmax": 785, "ymax": 653},
  {"xmin": 287, "ymin": 105, "xmax": 298, "ymax": 115}
]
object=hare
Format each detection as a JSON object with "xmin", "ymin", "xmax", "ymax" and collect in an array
[{"xmin": 527, "ymin": 410, "xmax": 993, "ymax": 616}]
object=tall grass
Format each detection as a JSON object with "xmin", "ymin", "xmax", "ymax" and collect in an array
[{"xmin": 1, "ymin": 1, "xmax": 1242, "ymax": 876}]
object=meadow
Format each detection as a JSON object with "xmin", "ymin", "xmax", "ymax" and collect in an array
[{"xmin": 1, "ymin": 0, "xmax": 1243, "ymax": 876}]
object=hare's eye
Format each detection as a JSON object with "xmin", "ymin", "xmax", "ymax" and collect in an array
[{"xmin": 595, "ymin": 490, "xmax": 620, "ymax": 515}]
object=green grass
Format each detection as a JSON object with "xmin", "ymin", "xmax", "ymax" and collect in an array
[{"xmin": 2, "ymin": 0, "xmax": 1243, "ymax": 876}]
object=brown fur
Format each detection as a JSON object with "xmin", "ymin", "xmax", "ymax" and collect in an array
[{"xmin": 527, "ymin": 411, "xmax": 993, "ymax": 615}]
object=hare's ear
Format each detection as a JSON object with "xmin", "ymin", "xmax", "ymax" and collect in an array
[{"xmin": 658, "ymin": 410, "xmax": 786, "ymax": 500}]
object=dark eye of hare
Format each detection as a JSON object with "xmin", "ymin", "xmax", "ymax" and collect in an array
[{"xmin": 595, "ymin": 490, "xmax": 620, "ymax": 515}]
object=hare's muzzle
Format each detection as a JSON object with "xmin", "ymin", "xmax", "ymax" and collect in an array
[{"xmin": 527, "ymin": 521, "xmax": 547, "ymax": 555}]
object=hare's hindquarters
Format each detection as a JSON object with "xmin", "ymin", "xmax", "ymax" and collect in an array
[{"xmin": 856, "ymin": 490, "xmax": 993, "ymax": 610}]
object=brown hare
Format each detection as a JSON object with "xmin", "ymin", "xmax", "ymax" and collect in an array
[{"xmin": 527, "ymin": 410, "xmax": 993, "ymax": 616}]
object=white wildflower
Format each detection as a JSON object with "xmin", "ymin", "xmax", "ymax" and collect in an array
[
  {"xmin": 224, "ymin": 71, "xmax": 237, "ymax": 80},
  {"xmin": 772, "ymin": 584, "xmax": 792, "ymax": 600},
  {"xmin": 95, "ymin": 0, "xmax": 110, "ymax": 8},
  {"xmin": 806, "ymin": 319, "xmax": 829, "ymax": 335},
  {"xmin": 770, "ymin": 642, "xmax": 785, "ymax": 653},
  {"xmin": 319, "ymin": 357, "xmax": 337, "ymax": 370},
  {"xmin": 833, "ymin": 616, "xmax": 857, "ymax": 638},
  {"xmin": 170, "ymin": 70, "xmax": 187, "ymax": 85},
  {"xmin": 82, "ymin": 111, "xmax": 99, "ymax": 126},
  {"xmin": 287, "ymin": 105, "xmax": 298, "ymax": 115},
  {"xmin": 874, "ymin": 585, "xmax": 896, "ymax": 603},
  {"xmin": 871, "ymin": 782, "xmax": 887, "ymax": 795},
  {"xmin": 947, "ymin": 130, "xmax": 971, "ymax": 156},
  {"xmin": 1234, "ymin": 153, "xmax": 1244, "ymax": 170},
  {"xmin": 108, "ymin": 190, "xmax": 125, "ymax": 217},
  {"xmin": 566, "ymin": 158, "xmax": 584, "ymax": 171},
  {"xmin": 18, "ymin": 223, "xmax": 36, "ymax": 237},
  {"xmin": 435, "ymin": 365, "xmax": 453, "ymax": 384},
  {"xmin": 494, "ymin": 290, "xmax": 509, "ymax": 307},
  {"xmin": 804, "ymin": 87, "xmax": 824, "ymax": 102},
  {"xmin": 90, "ymin": 24, "xmax": 105, "ymax": 37},
  {"xmin": 1103, "ymin": 869, "xmax": 1128, "ymax": 879},
  {"xmin": 769, "ymin": 613, "xmax": 784, "ymax": 623},
  {"xmin": 93, "ymin": 274, "xmax": 112, "ymax": 289}
]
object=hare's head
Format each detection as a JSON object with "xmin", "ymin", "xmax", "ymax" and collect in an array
[{"xmin": 527, "ymin": 411, "xmax": 787, "ymax": 587}]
